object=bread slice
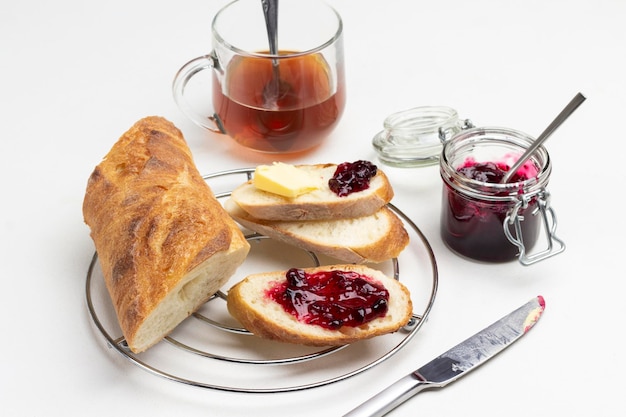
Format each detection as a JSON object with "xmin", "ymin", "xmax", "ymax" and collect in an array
[
  {"xmin": 83, "ymin": 116, "xmax": 250, "ymax": 353},
  {"xmin": 227, "ymin": 265, "xmax": 413, "ymax": 346},
  {"xmin": 230, "ymin": 163, "xmax": 394, "ymax": 221},
  {"xmin": 224, "ymin": 199, "xmax": 409, "ymax": 264}
]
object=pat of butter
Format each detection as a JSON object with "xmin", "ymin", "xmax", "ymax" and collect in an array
[{"xmin": 254, "ymin": 162, "xmax": 321, "ymax": 198}]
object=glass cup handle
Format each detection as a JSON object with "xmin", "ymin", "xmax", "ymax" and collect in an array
[
  {"xmin": 503, "ymin": 192, "xmax": 566, "ymax": 266},
  {"xmin": 172, "ymin": 54, "xmax": 225, "ymax": 133}
]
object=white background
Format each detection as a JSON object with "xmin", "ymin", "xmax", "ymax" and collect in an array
[{"xmin": 1, "ymin": 0, "xmax": 624, "ymax": 416}]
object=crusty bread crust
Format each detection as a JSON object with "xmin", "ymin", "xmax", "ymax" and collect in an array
[
  {"xmin": 227, "ymin": 264, "xmax": 413, "ymax": 346},
  {"xmin": 83, "ymin": 116, "xmax": 250, "ymax": 353},
  {"xmin": 230, "ymin": 163, "xmax": 394, "ymax": 221},
  {"xmin": 224, "ymin": 199, "xmax": 409, "ymax": 264}
]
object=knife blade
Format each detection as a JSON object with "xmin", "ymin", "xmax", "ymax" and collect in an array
[{"xmin": 344, "ymin": 295, "xmax": 545, "ymax": 417}]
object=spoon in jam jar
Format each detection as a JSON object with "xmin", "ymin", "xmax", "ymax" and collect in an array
[{"xmin": 501, "ymin": 92, "xmax": 586, "ymax": 183}]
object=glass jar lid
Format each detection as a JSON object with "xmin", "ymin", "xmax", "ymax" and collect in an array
[{"xmin": 372, "ymin": 106, "xmax": 473, "ymax": 168}]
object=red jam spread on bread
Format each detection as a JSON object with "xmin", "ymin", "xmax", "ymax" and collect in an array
[
  {"xmin": 328, "ymin": 160, "xmax": 377, "ymax": 197},
  {"xmin": 267, "ymin": 268, "xmax": 389, "ymax": 329}
]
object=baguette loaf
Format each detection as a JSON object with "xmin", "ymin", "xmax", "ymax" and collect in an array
[
  {"xmin": 230, "ymin": 163, "xmax": 394, "ymax": 221},
  {"xmin": 227, "ymin": 264, "xmax": 413, "ymax": 346},
  {"xmin": 224, "ymin": 199, "xmax": 409, "ymax": 264},
  {"xmin": 83, "ymin": 116, "xmax": 250, "ymax": 353}
]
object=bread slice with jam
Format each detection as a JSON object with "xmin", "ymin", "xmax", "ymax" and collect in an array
[
  {"xmin": 226, "ymin": 264, "xmax": 413, "ymax": 346},
  {"xmin": 230, "ymin": 162, "xmax": 394, "ymax": 221}
]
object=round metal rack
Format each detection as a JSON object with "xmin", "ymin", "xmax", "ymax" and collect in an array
[{"xmin": 85, "ymin": 168, "xmax": 438, "ymax": 393}]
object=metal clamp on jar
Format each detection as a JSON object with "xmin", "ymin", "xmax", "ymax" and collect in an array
[{"xmin": 439, "ymin": 127, "xmax": 565, "ymax": 265}]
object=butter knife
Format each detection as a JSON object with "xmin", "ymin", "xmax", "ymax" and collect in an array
[{"xmin": 344, "ymin": 295, "xmax": 546, "ymax": 417}]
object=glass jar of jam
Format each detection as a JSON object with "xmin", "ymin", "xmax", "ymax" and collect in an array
[
  {"xmin": 372, "ymin": 106, "xmax": 473, "ymax": 167},
  {"xmin": 439, "ymin": 127, "xmax": 565, "ymax": 265}
]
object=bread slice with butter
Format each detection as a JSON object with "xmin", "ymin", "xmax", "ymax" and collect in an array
[
  {"xmin": 230, "ymin": 162, "xmax": 394, "ymax": 221},
  {"xmin": 224, "ymin": 199, "xmax": 409, "ymax": 264}
]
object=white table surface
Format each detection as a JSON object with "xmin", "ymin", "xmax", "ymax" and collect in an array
[{"xmin": 2, "ymin": 0, "xmax": 624, "ymax": 415}]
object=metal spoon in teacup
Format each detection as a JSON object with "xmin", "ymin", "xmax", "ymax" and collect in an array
[
  {"xmin": 261, "ymin": 0, "xmax": 294, "ymax": 109},
  {"xmin": 501, "ymin": 92, "xmax": 586, "ymax": 183}
]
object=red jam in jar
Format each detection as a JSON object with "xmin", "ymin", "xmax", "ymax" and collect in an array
[
  {"xmin": 266, "ymin": 268, "xmax": 389, "ymax": 329},
  {"xmin": 457, "ymin": 159, "xmax": 531, "ymax": 184},
  {"xmin": 329, "ymin": 160, "xmax": 377, "ymax": 197},
  {"xmin": 440, "ymin": 127, "xmax": 554, "ymax": 264}
]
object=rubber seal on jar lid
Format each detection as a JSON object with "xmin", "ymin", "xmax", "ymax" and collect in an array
[{"xmin": 372, "ymin": 106, "xmax": 473, "ymax": 168}]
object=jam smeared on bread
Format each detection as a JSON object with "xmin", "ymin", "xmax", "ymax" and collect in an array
[
  {"xmin": 225, "ymin": 160, "xmax": 408, "ymax": 264},
  {"xmin": 267, "ymin": 268, "xmax": 389, "ymax": 330},
  {"xmin": 329, "ymin": 160, "xmax": 378, "ymax": 197},
  {"xmin": 227, "ymin": 264, "xmax": 413, "ymax": 346},
  {"xmin": 229, "ymin": 162, "xmax": 393, "ymax": 221}
]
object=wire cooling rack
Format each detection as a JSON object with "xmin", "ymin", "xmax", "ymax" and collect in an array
[{"xmin": 85, "ymin": 168, "xmax": 438, "ymax": 393}]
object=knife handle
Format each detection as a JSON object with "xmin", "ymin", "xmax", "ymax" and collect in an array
[{"xmin": 343, "ymin": 374, "xmax": 429, "ymax": 417}]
